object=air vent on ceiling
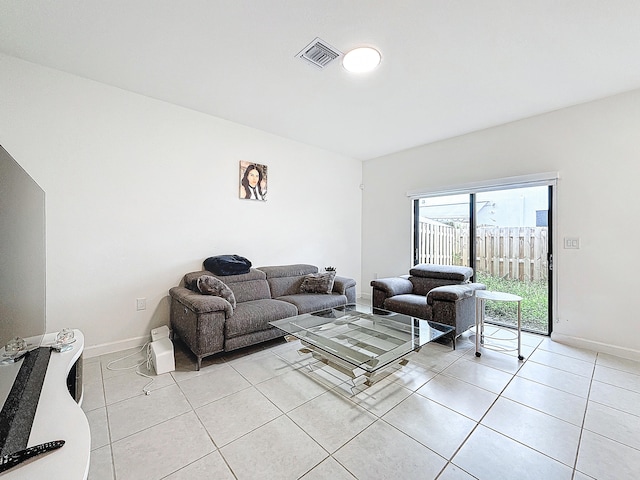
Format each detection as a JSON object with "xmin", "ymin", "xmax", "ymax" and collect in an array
[{"xmin": 297, "ymin": 38, "xmax": 343, "ymax": 69}]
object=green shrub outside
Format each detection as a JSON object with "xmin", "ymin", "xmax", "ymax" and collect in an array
[{"xmin": 475, "ymin": 273, "xmax": 548, "ymax": 333}]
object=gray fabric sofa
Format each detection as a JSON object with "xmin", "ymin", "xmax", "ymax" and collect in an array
[
  {"xmin": 370, "ymin": 264, "xmax": 485, "ymax": 341},
  {"xmin": 169, "ymin": 264, "xmax": 356, "ymax": 369}
]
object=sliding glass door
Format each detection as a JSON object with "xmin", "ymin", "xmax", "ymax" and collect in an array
[
  {"xmin": 414, "ymin": 194, "xmax": 471, "ymax": 268},
  {"xmin": 413, "ymin": 185, "xmax": 552, "ymax": 335}
]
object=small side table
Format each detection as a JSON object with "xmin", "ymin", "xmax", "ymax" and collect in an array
[{"xmin": 475, "ymin": 290, "xmax": 524, "ymax": 361}]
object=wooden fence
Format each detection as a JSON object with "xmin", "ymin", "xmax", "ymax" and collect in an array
[{"xmin": 417, "ymin": 219, "xmax": 548, "ymax": 282}]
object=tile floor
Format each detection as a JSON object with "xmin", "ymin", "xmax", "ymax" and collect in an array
[{"xmin": 83, "ymin": 321, "xmax": 640, "ymax": 480}]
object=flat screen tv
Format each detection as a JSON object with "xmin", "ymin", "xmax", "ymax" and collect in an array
[{"xmin": 0, "ymin": 145, "xmax": 46, "ymax": 417}]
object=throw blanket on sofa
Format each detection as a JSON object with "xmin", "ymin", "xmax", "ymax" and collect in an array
[{"xmin": 203, "ymin": 255, "xmax": 252, "ymax": 276}]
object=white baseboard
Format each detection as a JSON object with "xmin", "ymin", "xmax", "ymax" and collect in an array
[
  {"xmin": 360, "ymin": 292, "xmax": 372, "ymax": 301},
  {"xmin": 84, "ymin": 323, "xmax": 639, "ymax": 363},
  {"xmin": 551, "ymin": 332, "xmax": 640, "ymax": 362},
  {"xmin": 83, "ymin": 334, "xmax": 150, "ymax": 358}
]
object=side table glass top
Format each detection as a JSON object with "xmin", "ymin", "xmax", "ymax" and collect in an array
[
  {"xmin": 270, "ymin": 304, "xmax": 454, "ymax": 374},
  {"xmin": 475, "ymin": 290, "xmax": 522, "ymax": 302}
]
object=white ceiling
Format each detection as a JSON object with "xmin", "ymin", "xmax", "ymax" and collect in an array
[{"xmin": 2, "ymin": 1, "xmax": 640, "ymax": 160}]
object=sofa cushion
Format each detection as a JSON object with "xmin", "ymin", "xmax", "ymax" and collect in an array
[
  {"xmin": 299, "ymin": 271, "xmax": 336, "ymax": 294},
  {"xmin": 276, "ymin": 293, "xmax": 346, "ymax": 314},
  {"xmin": 196, "ymin": 275, "xmax": 236, "ymax": 309},
  {"xmin": 383, "ymin": 294, "xmax": 432, "ymax": 320},
  {"xmin": 409, "ymin": 264, "xmax": 473, "ymax": 282},
  {"xmin": 183, "ymin": 269, "xmax": 270, "ymax": 303},
  {"xmin": 410, "ymin": 277, "xmax": 465, "ymax": 296},
  {"xmin": 224, "ymin": 299, "xmax": 298, "ymax": 339},
  {"xmin": 184, "ymin": 268, "xmax": 264, "ymax": 289},
  {"xmin": 265, "ymin": 276, "xmax": 304, "ymax": 298},
  {"xmin": 227, "ymin": 278, "xmax": 272, "ymax": 303},
  {"xmin": 259, "ymin": 264, "xmax": 318, "ymax": 298},
  {"xmin": 259, "ymin": 264, "xmax": 318, "ymax": 278}
]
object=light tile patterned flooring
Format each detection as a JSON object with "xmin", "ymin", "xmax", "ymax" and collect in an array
[{"xmin": 83, "ymin": 322, "xmax": 640, "ymax": 480}]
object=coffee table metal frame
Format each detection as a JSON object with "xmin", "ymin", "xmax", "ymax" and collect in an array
[{"xmin": 270, "ymin": 304, "xmax": 454, "ymax": 387}]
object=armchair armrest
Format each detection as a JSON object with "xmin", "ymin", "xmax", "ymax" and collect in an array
[
  {"xmin": 332, "ymin": 275, "xmax": 356, "ymax": 295},
  {"xmin": 427, "ymin": 283, "xmax": 486, "ymax": 305},
  {"xmin": 370, "ymin": 277, "xmax": 414, "ymax": 297},
  {"xmin": 169, "ymin": 286, "xmax": 233, "ymax": 318}
]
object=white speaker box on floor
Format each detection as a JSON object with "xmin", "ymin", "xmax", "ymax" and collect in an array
[
  {"xmin": 150, "ymin": 337, "xmax": 175, "ymax": 375},
  {"xmin": 151, "ymin": 325, "xmax": 171, "ymax": 342}
]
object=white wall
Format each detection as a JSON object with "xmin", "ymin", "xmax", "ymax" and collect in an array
[
  {"xmin": 363, "ymin": 89, "xmax": 640, "ymax": 358},
  {"xmin": 0, "ymin": 54, "xmax": 362, "ymax": 354},
  {"xmin": 4, "ymin": 51, "xmax": 639, "ymax": 358}
]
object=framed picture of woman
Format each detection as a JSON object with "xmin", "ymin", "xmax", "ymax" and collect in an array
[{"xmin": 239, "ymin": 161, "xmax": 267, "ymax": 201}]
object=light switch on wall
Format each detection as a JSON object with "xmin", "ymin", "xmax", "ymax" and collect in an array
[{"xmin": 564, "ymin": 237, "xmax": 580, "ymax": 249}]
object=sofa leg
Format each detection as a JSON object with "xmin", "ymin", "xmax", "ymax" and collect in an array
[{"xmin": 196, "ymin": 356, "xmax": 202, "ymax": 371}]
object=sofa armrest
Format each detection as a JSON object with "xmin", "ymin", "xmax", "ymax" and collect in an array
[
  {"xmin": 371, "ymin": 277, "xmax": 413, "ymax": 310},
  {"xmin": 169, "ymin": 286, "xmax": 233, "ymax": 317},
  {"xmin": 370, "ymin": 277, "xmax": 413, "ymax": 297},
  {"xmin": 332, "ymin": 275, "xmax": 356, "ymax": 295},
  {"xmin": 427, "ymin": 283, "xmax": 486, "ymax": 305}
]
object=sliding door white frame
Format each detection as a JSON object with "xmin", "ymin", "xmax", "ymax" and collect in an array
[{"xmin": 409, "ymin": 172, "xmax": 558, "ymax": 334}]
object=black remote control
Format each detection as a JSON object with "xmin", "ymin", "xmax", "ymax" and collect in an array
[{"xmin": 0, "ymin": 440, "xmax": 65, "ymax": 473}]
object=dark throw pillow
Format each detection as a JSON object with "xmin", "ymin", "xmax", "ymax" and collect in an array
[
  {"xmin": 196, "ymin": 275, "xmax": 237, "ymax": 309},
  {"xmin": 299, "ymin": 271, "xmax": 336, "ymax": 294}
]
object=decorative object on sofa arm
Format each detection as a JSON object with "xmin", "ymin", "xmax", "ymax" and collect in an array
[
  {"xmin": 300, "ymin": 271, "xmax": 336, "ymax": 294},
  {"xmin": 324, "ymin": 266, "xmax": 336, "ymax": 272},
  {"xmin": 203, "ymin": 254, "xmax": 252, "ymax": 276},
  {"xmin": 196, "ymin": 275, "xmax": 237, "ymax": 309}
]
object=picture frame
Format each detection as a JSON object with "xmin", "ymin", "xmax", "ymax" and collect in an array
[{"xmin": 239, "ymin": 161, "xmax": 267, "ymax": 201}]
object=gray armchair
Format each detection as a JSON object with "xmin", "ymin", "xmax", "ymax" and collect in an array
[{"xmin": 371, "ymin": 264, "xmax": 485, "ymax": 340}]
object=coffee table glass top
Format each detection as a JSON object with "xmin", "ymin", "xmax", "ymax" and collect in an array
[{"xmin": 270, "ymin": 304, "xmax": 454, "ymax": 373}]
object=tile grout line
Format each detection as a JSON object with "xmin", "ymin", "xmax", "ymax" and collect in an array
[
  {"xmin": 438, "ymin": 343, "xmax": 532, "ymax": 475},
  {"xmin": 92, "ymin": 330, "xmax": 640, "ymax": 480},
  {"xmin": 386, "ymin": 335, "xmax": 536, "ymax": 479},
  {"xmin": 570, "ymin": 351, "xmax": 598, "ymax": 479},
  {"xmin": 437, "ymin": 335, "xmax": 593, "ymax": 477},
  {"xmin": 100, "ymin": 357, "xmax": 117, "ymax": 480}
]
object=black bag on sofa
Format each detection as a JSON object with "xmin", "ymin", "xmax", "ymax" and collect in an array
[{"xmin": 204, "ymin": 255, "xmax": 252, "ymax": 276}]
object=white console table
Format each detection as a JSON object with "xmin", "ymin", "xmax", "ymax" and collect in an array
[{"xmin": 2, "ymin": 329, "xmax": 90, "ymax": 479}]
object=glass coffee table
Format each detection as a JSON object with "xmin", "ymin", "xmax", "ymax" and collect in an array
[{"xmin": 270, "ymin": 304, "xmax": 454, "ymax": 387}]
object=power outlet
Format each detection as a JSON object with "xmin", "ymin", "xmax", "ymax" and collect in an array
[{"xmin": 136, "ymin": 298, "xmax": 146, "ymax": 311}]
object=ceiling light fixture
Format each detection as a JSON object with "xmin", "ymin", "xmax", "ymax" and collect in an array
[{"xmin": 342, "ymin": 47, "xmax": 381, "ymax": 73}]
